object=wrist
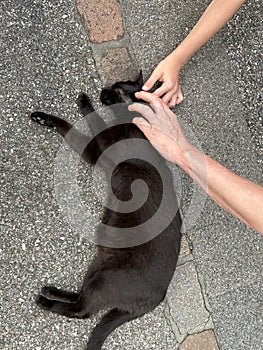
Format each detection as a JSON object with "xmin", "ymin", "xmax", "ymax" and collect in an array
[
  {"xmin": 176, "ymin": 146, "xmax": 205, "ymax": 177},
  {"xmin": 170, "ymin": 47, "xmax": 188, "ymax": 70}
]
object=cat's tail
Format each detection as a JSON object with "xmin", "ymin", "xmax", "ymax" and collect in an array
[{"xmin": 86, "ymin": 308, "xmax": 141, "ymax": 350}]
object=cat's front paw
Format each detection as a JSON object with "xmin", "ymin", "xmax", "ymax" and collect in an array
[
  {"xmin": 77, "ymin": 92, "xmax": 94, "ymax": 115},
  {"xmin": 31, "ymin": 112, "xmax": 55, "ymax": 128},
  {"xmin": 77, "ymin": 92, "xmax": 90, "ymax": 108}
]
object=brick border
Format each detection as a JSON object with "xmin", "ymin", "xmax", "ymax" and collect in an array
[
  {"xmin": 76, "ymin": 0, "xmax": 139, "ymax": 85},
  {"xmin": 179, "ymin": 330, "xmax": 219, "ymax": 350}
]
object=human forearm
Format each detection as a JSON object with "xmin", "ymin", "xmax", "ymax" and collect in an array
[
  {"xmin": 181, "ymin": 148, "xmax": 263, "ymax": 235},
  {"xmin": 130, "ymin": 92, "xmax": 263, "ymax": 235},
  {"xmin": 172, "ymin": 0, "xmax": 246, "ymax": 68},
  {"xmin": 142, "ymin": 0, "xmax": 245, "ymax": 106}
]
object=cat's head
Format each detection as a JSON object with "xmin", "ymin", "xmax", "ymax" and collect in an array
[{"xmin": 100, "ymin": 71, "xmax": 144, "ymax": 106}]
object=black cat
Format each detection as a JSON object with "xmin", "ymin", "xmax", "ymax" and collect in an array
[{"xmin": 32, "ymin": 72, "xmax": 182, "ymax": 350}]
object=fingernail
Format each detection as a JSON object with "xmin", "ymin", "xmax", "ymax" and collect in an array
[{"xmin": 142, "ymin": 86, "xmax": 148, "ymax": 90}]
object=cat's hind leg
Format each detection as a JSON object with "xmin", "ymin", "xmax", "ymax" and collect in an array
[
  {"xmin": 35, "ymin": 261, "xmax": 102, "ymax": 318},
  {"xmin": 38, "ymin": 258, "xmax": 101, "ymax": 303},
  {"xmin": 39, "ymin": 285, "xmax": 79, "ymax": 303},
  {"xmin": 35, "ymin": 293, "xmax": 89, "ymax": 319}
]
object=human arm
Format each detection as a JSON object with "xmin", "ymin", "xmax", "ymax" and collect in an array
[
  {"xmin": 143, "ymin": 0, "xmax": 246, "ymax": 106},
  {"xmin": 128, "ymin": 92, "xmax": 263, "ymax": 235}
]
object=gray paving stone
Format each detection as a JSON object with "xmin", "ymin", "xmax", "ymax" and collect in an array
[
  {"xmin": 209, "ymin": 283, "xmax": 263, "ymax": 350},
  {"xmin": 166, "ymin": 261, "xmax": 211, "ymax": 341},
  {"xmin": 187, "ymin": 224, "xmax": 263, "ymax": 299},
  {"xmin": 186, "ymin": 223, "xmax": 262, "ymax": 350}
]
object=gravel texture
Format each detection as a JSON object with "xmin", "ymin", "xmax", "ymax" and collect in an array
[
  {"xmin": 224, "ymin": 0, "xmax": 262, "ymax": 169},
  {"xmin": 0, "ymin": 1, "xmax": 178, "ymax": 349},
  {"xmin": 1, "ymin": 0, "xmax": 262, "ymax": 350},
  {"xmin": 1, "ymin": 0, "xmax": 99, "ymax": 348}
]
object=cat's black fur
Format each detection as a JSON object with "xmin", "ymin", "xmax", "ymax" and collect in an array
[{"xmin": 32, "ymin": 71, "xmax": 182, "ymax": 350}]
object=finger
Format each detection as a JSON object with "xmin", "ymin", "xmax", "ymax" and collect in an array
[
  {"xmin": 168, "ymin": 95, "xmax": 178, "ymax": 107},
  {"xmin": 142, "ymin": 71, "xmax": 161, "ymax": 91},
  {"xmin": 176, "ymin": 90, "xmax": 184, "ymax": 105},
  {"xmin": 128, "ymin": 102, "xmax": 155, "ymax": 124},
  {"xmin": 152, "ymin": 83, "xmax": 171, "ymax": 97},
  {"xmin": 134, "ymin": 91, "xmax": 164, "ymax": 106},
  {"xmin": 133, "ymin": 92, "xmax": 167, "ymax": 116},
  {"xmin": 162, "ymin": 90, "xmax": 177, "ymax": 105}
]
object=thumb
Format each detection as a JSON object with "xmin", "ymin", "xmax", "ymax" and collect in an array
[{"xmin": 142, "ymin": 71, "xmax": 160, "ymax": 91}]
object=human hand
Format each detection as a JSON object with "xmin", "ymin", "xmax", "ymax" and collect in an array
[
  {"xmin": 128, "ymin": 91, "xmax": 193, "ymax": 165},
  {"xmin": 142, "ymin": 53, "xmax": 184, "ymax": 107}
]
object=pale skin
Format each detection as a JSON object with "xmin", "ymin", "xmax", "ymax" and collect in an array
[
  {"xmin": 143, "ymin": 0, "xmax": 246, "ymax": 106},
  {"xmin": 129, "ymin": 92, "xmax": 263, "ymax": 236}
]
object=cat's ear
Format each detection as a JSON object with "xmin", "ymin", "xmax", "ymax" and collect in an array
[{"xmin": 135, "ymin": 70, "xmax": 143, "ymax": 88}]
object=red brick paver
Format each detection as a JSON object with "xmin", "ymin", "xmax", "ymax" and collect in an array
[
  {"xmin": 179, "ymin": 330, "xmax": 219, "ymax": 350},
  {"xmin": 76, "ymin": 0, "xmax": 124, "ymax": 43},
  {"xmin": 100, "ymin": 47, "xmax": 138, "ymax": 84}
]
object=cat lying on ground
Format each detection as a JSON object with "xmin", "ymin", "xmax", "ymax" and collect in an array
[{"xmin": 31, "ymin": 71, "xmax": 182, "ymax": 350}]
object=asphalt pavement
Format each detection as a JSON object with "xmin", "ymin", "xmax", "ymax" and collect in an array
[{"xmin": 1, "ymin": 1, "xmax": 262, "ymax": 350}]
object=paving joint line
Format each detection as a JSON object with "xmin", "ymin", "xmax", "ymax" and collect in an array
[{"xmin": 163, "ymin": 299, "xmax": 185, "ymax": 344}]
